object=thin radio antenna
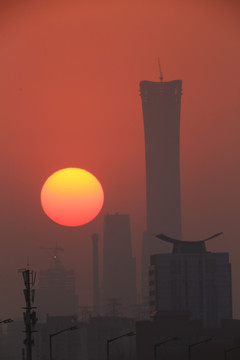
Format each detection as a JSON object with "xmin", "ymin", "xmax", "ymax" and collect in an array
[{"xmin": 158, "ymin": 57, "xmax": 163, "ymax": 82}]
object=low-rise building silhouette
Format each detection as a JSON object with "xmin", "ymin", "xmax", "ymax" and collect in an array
[{"xmin": 136, "ymin": 314, "xmax": 240, "ymax": 360}]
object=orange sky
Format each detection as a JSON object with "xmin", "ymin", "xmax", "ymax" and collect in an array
[{"xmin": 0, "ymin": 0, "xmax": 240, "ymax": 318}]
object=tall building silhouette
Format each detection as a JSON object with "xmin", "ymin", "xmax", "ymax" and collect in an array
[
  {"xmin": 103, "ymin": 213, "xmax": 136, "ymax": 317},
  {"xmin": 139, "ymin": 76, "xmax": 182, "ymax": 299},
  {"xmin": 149, "ymin": 233, "xmax": 232, "ymax": 327},
  {"xmin": 37, "ymin": 247, "xmax": 78, "ymax": 321},
  {"xmin": 92, "ymin": 233, "xmax": 100, "ymax": 316}
]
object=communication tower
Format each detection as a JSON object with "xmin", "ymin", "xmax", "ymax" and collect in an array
[{"xmin": 19, "ymin": 267, "xmax": 37, "ymax": 360}]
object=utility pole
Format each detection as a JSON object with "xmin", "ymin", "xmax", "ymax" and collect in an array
[{"xmin": 20, "ymin": 268, "xmax": 37, "ymax": 360}]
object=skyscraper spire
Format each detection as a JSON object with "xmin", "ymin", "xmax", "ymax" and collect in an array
[{"xmin": 158, "ymin": 57, "xmax": 163, "ymax": 81}]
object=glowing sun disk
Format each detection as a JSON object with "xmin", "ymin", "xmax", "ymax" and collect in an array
[{"xmin": 40, "ymin": 168, "xmax": 104, "ymax": 226}]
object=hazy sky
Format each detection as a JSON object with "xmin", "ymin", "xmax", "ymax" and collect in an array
[{"xmin": 0, "ymin": 0, "xmax": 240, "ymax": 319}]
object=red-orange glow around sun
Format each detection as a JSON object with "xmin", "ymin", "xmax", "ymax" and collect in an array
[{"xmin": 40, "ymin": 168, "xmax": 104, "ymax": 226}]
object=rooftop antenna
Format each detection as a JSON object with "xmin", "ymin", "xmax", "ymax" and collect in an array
[{"xmin": 158, "ymin": 57, "xmax": 163, "ymax": 82}]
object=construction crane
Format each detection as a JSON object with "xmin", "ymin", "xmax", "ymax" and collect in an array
[{"xmin": 39, "ymin": 245, "xmax": 64, "ymax": 267}]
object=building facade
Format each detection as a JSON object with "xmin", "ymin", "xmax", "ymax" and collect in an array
[
  {"xmin": 103, "ymin": 213, "xmax": 136, "ymax": 317},
  {"xmin": 149, "ymin": 234, "xmax": 232, "ymax": 327},
  {"xmin": 139, "ymin": 79, "xmax": 182, "ymax": 299}
]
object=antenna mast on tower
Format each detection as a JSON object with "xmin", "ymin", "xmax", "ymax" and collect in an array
[
  {"xmin": 158, "ymin": 57, "xmax": 163, "ymax": 82},
  {"xmin": 19, "ymin": 267, "xmax": 37, "ymax": 360}
]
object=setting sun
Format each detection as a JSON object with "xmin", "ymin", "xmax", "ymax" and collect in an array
[{"xmin": 40, "ymin": 168, "xmax": 104, "ymax": 226}]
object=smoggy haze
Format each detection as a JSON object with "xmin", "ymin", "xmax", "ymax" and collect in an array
[{"xmin": 0, "ymin": 0, "xmax": 239, "ymax": 318}]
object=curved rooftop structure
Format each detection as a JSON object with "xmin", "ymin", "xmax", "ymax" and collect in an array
[{"xmin": 155, "ymin": 232, "xmax": 223, "ymax": 253}]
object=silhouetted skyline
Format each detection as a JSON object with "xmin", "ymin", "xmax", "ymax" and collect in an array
[{"xmin": 0, "ymin": 0, "xmax": 239, "ymax": 323}]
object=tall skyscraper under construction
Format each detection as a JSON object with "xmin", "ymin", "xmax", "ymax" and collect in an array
[
  {"xmin": 37, "ymin": 247, "xmax": 79, "ymax": 321},
  {"xmin": 103, "ymin": 213, "xmax": 136, "ymax": 317},
  {"xmin": 140, "ymin": 72, "xmax": 182, "ymax": 299}
]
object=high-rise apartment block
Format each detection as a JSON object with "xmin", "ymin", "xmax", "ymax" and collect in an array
[
  {"xmin": 140, "ymin": 78, "xmax": 182, "ymax": 298},
  {"xmin": 103, "ymin": 213, "xmax": 136, "ymax": 317},
  {"xmin": 149, "ymin": 234, "xmax": 232, "ymax": 327}
]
